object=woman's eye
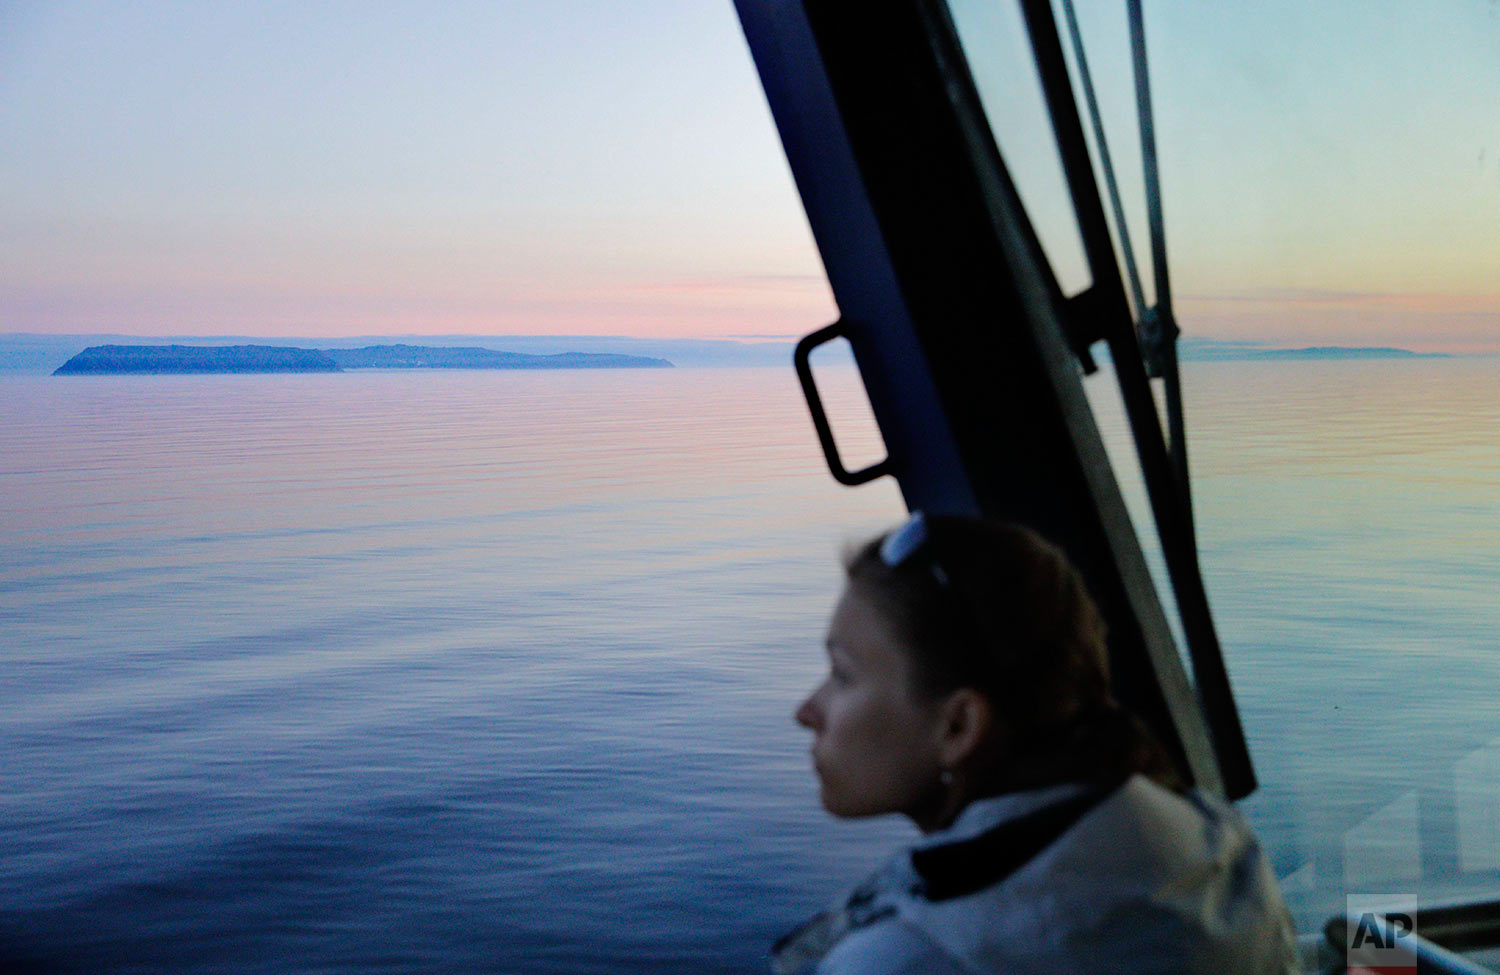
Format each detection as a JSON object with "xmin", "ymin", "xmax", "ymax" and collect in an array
[{"xmin": 829, "ymin": 665, "xmax": 852, "ymax": 685}]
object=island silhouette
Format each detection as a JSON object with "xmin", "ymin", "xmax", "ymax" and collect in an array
[{"xmin": 53, "ymin": 344, "xmax": 674, "ymax": 375}]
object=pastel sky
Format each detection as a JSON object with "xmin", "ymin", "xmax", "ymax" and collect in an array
[{"xmin": 3, "ymin": 1, "xmax": 1499, "ymax": 350}]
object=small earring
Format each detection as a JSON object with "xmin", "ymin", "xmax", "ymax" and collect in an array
[{"xmin": 939, "ymin": 770, "xmax": 954, "ymax": 786}]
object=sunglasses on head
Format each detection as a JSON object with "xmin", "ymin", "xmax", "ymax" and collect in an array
[{"xmin": 880, "ymin": 511, "xmax": 951, "ymax": 587}]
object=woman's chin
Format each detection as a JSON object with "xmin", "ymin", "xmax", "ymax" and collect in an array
[{"xmin": 818, "ymin": 785, "xmax": 871, "ymax": 819}]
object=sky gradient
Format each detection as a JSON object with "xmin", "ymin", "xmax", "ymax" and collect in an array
[{"xmin": 3, "ymin": 1, "xmax": 1499, "ymax": 350}]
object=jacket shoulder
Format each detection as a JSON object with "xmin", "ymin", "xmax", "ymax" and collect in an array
[
  {"xmin": 894, "ymin": 778, "xmax": 1297, "ymax": 974},
  {"xmin": 817, "ymin": 915, "xmax": 970, "ymax": 975}
]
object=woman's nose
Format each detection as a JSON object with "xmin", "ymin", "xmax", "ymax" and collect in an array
[{"xmin": 794, "ymin": 689, "xmax": 821, "ymax": 730}]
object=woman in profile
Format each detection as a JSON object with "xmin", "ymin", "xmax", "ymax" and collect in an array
[{"xmin": 775, "ymin": 513, "xmax": 1296, "ymax": 975}]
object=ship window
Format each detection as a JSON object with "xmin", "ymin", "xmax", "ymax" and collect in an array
[
  {"xmin": 1080, "ymin": 362, "xmax": 1190, "ymax": 668},
  {"xmin": 946, "ymin": 0, "xmax": 1093, "ymax": 298},
  {"xmin": 1050, "ymin": 0, "xmax": 1157, "ymax": 313},
  {"xmin": 948, "ymin": 0, "xmax": 1500, "ymax": 942}
]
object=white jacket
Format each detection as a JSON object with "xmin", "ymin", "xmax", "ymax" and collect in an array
[{"xmin": 773, "ymin": 776, "xmax": 1297, "ymax": 975}]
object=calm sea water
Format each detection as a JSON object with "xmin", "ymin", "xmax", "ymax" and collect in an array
[{"xmin": 2, "ymin": 360, "xmax": 1499, "ymax": 972}]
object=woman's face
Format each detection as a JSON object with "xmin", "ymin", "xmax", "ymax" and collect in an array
[{"xmin": 795, "ymin": 584, "xmax": 947, "ymax": 821}]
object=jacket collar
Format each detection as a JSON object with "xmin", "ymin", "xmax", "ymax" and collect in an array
[
  {"xmin": 911, "ymin": 781, "xmax": 1089, "ymax": 851},
  {"xmin": 909, "ymin": 780, "xmax": 1118, "ymax": 902}
]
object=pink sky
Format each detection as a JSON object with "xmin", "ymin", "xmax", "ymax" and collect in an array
[{"xmin": 3, "ymin": 3, "xmax": 1498, "ymax": 351}]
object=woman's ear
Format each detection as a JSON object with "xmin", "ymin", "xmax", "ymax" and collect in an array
[{"xmin": 935, "ymin": 688, "xmax": 995, "ymax": 769}]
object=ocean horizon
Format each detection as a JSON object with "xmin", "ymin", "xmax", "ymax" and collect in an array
[{"xmin": 0, "ymin": 332, "xmax": 1487, "ymax": 378}]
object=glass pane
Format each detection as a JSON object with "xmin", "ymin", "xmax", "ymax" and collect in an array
[
  {"xmin": 959, "ymin": 0, "xmax": 1500, "ymax": 944},
  {"xmin": 947, "ymin": 0, "xmax": 1093, "ymax": 297},
  {"xmin": 1119, "ymin": 1, "xmax": 1500, "ymax": 939},
  {"xmin": 1051, "ymin": 0, "xmax": 1157, "ymax": 313}
]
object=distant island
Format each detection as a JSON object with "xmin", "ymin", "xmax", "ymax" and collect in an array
[
  {"xmin": 54, "ymin": 345, "xmax": 340, "ymax": 374},
  {"xmin": 53, "ymin": 343, "xmax": 673, "ymax": 375},
  {"xmin": 1238, "ymin": 345, "xmax": 1450, "ymax": 361},
  {"xmin": 325, "ymin": 344, "xmax": 672, "ymax": 370},
  {"xmin": 1179, "ymin": 340, "xmax": 1451, "ymax": 362}
]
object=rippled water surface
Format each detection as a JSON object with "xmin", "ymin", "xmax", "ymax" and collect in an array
[{"xmin": 3, "ymin": 361, "xmax": 1500, "ymax": 971}]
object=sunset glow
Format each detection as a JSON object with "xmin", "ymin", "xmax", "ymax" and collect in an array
[{"xmin": 2, "ymin": 1, "xmax": 1498, "ymax": 350}]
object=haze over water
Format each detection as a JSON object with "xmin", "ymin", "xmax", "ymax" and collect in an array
[{"xmin": 3, "ymin": 360, "xmax": 1499, "ymax": 972}]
